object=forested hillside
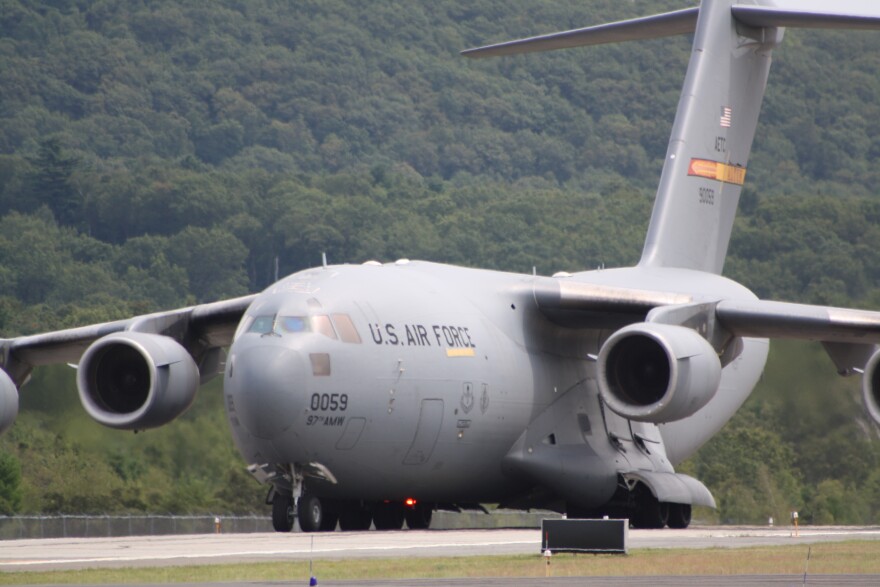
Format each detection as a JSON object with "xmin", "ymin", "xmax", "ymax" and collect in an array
[{"xmin": 1, "ymin": 0, "xmax": 879, "ymax": 523}]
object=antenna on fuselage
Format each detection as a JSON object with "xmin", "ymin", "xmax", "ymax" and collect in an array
[{"xmin": 322, "ymin": 252, "xmax": 328, "ymax": 269}]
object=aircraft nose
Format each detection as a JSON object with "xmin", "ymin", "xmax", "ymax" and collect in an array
[{"xmin": 226, "ymin": 343, "xmax": 306, "ymax": 440}]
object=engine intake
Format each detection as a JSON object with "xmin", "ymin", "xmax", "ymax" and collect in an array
[
  {"xmin": 597, "ymin": 323, "xmax": 721, "ymax": 423},
  {"xmin": 861, "ymin": 349, "xmax": 880, "ymax": 427},
  {"xmin": 77, "ymin": 332, "xmax": 199, "ymax": 430}
]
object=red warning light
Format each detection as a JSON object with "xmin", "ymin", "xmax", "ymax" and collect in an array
[{"xmin": 405, "ymin": 498, "xmax": 417, "ymax": 507}]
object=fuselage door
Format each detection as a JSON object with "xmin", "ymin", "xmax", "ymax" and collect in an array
[{"xmin": 402, "ymin": 399, "xmax": 444, "ymax": 465}]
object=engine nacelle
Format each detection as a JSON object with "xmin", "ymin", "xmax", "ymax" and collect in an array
[
  {"xmin": 861, "ymin": 350, "xmax": 880, "ymax": 427},
  {"xmin": 597, "ymin": 323, "xmax": 722, "ymax": 423},
  {"xmin": 77, "ymin": 332, "xmax": 199, "ymax": 430},
  {"xmin": 0, "ymin": 369, "xmax": 18, "ymax": 434}
]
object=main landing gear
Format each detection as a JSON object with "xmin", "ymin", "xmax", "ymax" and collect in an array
[
  {"xmin": 628, "ymin": 484, "xmax": 692, "ymax": 529},
  {"xmin": 297, "ymin": 494, "xmax": 339, "ymax": 532},
  {"xmin": 270, "ymin": 493, "xmax": 435, "ymax": 532},
  {"xmin": 272, "ymin": 491, "xmax": 294, "ymax": 532},
  {"xmin": 566, "ymin": 481, "xmax": 693, "ymax": 529}
]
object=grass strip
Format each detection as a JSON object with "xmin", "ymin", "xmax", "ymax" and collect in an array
[{"xmin": 2, "ymin": 541, "xmax": 879, "ymax": 584}]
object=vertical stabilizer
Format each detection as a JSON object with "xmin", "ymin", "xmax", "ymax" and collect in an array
[
  {"xmin": 638, "ymin": 0, "xmax": 779, "ymax": 274},
  {"xmin": 463, "ymin": 0, "xmax": 880, "ymax": 275}
]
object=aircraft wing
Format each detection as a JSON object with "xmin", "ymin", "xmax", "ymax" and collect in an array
[
  {"xmin": 715, "ymin": 299, "xmax": 880, "ymax": 375},
  {"xmin": 0, "ymin": 294, "xmax": 257, "ymax": 386},
  {"xmin": 533, "ymin": 279, "xmax": 880, "ymax": 373},
  {"xmin": 715, "ymin": 299, "xmax": 880, "ymax": 345}
]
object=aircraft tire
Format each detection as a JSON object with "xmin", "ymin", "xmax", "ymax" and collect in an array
[
  {"xmin": 272, "ymin": 492, "xmax": 294, "ymax": 533},
  {"xmin": 297, "ymin": 494, "xmax": 324, "ymax": 533},
  {"xmin": 338, "ymin": 502, "xmax": 373, "ymax": 531},
  {"xmin": 632, "ymin": 498, "xmax": 669, "ymax": 529},
  {"xmin": 404, "ymin": 503, "xmax": 433, "ymax": 529},
  {"xmin": 373, "ymin": 501, "xmax": 405, "ymax": 530},
  {"xmin": 320, "ymin": 509, "xmax": 339, "ymax": 531},
  {"xmin": 629, "ymin": 482, "xmax": 669, "ymax": 529},
  {"xmin": 666, "ymin": 503, "xmax": 692, "ymax": 529}
]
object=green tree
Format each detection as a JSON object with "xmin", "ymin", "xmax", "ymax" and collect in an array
[
  {"xmin": 28, "ymin": 138, "xmax": 80, "ymax": 226},
  {"xmin": 165, "ymin": 227, "xmax": 249, "ymax": 302},
  {"xmin": 0, "ymin": 453, "xmax": 22, "ymax": 514},
  {"xmin": 686, "ymin": 424, "xmax": 804, "ymax": 525}
]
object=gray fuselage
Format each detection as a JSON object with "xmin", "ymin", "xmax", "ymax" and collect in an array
[{"xmin": 223, "ymin": 261, "xmax": 768, "ymax": 506}]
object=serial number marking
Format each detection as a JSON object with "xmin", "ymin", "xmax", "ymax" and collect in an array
[
  {"xmin": 310, "ymin": 393, "xmax": 348, "ymax": 411},
  {"xmin": 699, "ymin": 187, "xmax": 716, "ymax": 206},
  {"xmin": 715, "ymin": 136, "xmax": 727, "ymax": 153}
]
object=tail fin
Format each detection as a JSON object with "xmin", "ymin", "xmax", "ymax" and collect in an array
[{"xmin": 464, "ymin": 0, "xmax": 880, "ymax": 275}]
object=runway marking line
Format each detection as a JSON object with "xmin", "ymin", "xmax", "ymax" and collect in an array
[
  {"xmin": 5, "ymin": 527, "xmax": 880, "ymax": 569},
  {"xmin": 0, "ymin": 539, "xmax": 540, "ymax": 568}
]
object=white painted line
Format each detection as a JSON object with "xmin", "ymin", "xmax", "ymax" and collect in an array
[{"xmin": 0, "ymin": 539, "xmax": 539, "ymax": 568}]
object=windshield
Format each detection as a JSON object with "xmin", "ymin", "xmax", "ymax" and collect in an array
[{"xmin": 235, "ymin": 313, "xmax": 361, "ymax": 343}]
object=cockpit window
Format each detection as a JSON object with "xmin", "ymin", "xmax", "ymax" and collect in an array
[
  {"xmin": 248, "ymin": 315, "xmax": 276, "ymax": 335},
  {"xmin": 277, "ymin": 316, "xmax": 309, "ymax": 333},
  {"xmin": 237, "ymin": 312, "xmax": 346, "ymax": 341},
  {"xmin": 332, "ymin": 314, "xmax": 362, "ymax": 344},
  {"xmin": 312, "ymin": 315, "xmax": 337, "ymax": 340}
]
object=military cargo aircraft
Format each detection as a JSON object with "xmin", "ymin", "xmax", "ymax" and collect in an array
[{"xmin": 4, "ymin": 0, "xmax": 880, "ymax": 532}]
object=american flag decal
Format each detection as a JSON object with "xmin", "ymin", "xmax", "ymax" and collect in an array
[{"xmin": 720, "ymin": 106, "xmax": 732, "ymax": 128}]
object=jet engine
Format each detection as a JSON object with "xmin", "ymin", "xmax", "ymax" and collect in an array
[
  {"xmin": 77, "ymin": 332, "xmax": 199, "ymax": 430},
  {"xmin": 597, "ymin": 323, "xmax": 721, "ymax": 424},
  {"xmin": 0, "ymin": 369, "xmax": 18, "ymax": 434},
  {"xmin": 861, "ymin": 349, "xmax": 880, "ymax": 427}
]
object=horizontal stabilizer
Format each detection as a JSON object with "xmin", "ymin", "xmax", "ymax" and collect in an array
[
  {"xmin": 732, "ymin": 2, "xmax": 880, "ymax": 30},
  {"xmin": 461, "ymin": 8, "xmax": 698, "ymax": 59}
]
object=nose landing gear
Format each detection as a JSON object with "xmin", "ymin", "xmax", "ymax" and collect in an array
[
  {"xmin": 272, "ymin": 491, "xmax": 294, "ymax": 532},
  {"xmin": 296, "ymin": 494, "xmax": 339, "ymax": 532}
]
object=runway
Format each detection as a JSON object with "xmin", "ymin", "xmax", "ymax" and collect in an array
[
  {"xmin": 28, "ymin": 577, "xmax": 880, "ymax": 587},
  {"xmin": 2, "ymin": 525, "xmax": 880, "ymax": 572}
]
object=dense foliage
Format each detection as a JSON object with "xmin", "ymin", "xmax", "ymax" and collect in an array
[{"xmin": 1, "ymin": 0, "xmax": 879, "ymax": 522}]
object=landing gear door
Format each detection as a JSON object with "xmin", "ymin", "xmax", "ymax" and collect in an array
[{"xmin": 600, "ymin": 396, "xmax": 675, "ymax": 474}]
